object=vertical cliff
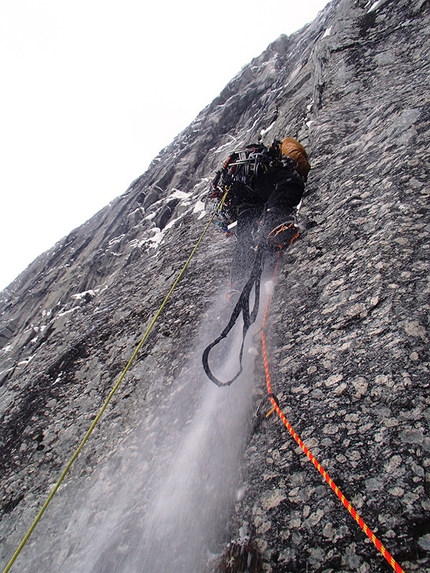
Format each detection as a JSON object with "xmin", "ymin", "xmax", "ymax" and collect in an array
[{"xmin": 1, "ymin": 0, "xmax": 429, "ymax": 571}]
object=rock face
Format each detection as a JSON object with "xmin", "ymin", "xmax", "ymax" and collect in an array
[{"xmin": 1, "ymin": 0, "xmax": 429, "ymax": 571}]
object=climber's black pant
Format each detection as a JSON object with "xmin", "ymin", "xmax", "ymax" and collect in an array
[
  {"xmin": 230, "ymin": 170, "xmax": 304, "ymax": 287},
  {"xmin": 231, "ymin": 207, "xmax": 261, "ymax": 287}
]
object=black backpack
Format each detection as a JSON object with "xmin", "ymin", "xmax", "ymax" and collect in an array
[{"xmin": 208, "ymin": 141, "xmax": 283, "ymax": 228}]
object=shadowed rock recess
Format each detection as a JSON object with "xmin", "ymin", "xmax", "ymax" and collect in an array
[{"xmin": 1, "ymin": 0, "xmax": 429, "ymax": 571}]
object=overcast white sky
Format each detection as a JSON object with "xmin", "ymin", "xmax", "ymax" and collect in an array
[{"xmin": 0, "ymin": 0, "xmax": 329, "ymax": 291}]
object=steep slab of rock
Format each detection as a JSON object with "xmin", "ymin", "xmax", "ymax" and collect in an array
[{"xmin": 1, "ymin": 0, "xmax": 429, "ymax": 571}]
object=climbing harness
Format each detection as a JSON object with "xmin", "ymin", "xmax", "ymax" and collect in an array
[
  {"xmin": 259, "ymin": 257, "xmax": 405, "ymax": 573},
  {"xmin": 3, "ymin": 191, "xmax": 229, "ymax": 573}
]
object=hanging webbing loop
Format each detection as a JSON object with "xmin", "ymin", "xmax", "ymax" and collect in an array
[
  {"xmin": 3, "ymin": 190, "xmax": 229, "ymax": 573},
  {"xmin": 202, "ymin": 247, "xmax": 264, "ymax": 386},
  {"xmin": 202, "ymin": 215, "xmax": 302, "ymax": 387}
]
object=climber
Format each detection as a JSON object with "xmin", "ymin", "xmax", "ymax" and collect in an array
[
  {"xmin": 227, "ymin": 137, "xmax": 310, "ymax": 297},
  {"xmin": 202, "ymin": 137, "xmax": 310, "ymax": 386}
]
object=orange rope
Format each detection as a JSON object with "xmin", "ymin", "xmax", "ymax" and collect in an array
[{"xmin": 260, "ymin": 257, "xmax": 404, "ymax": 573}]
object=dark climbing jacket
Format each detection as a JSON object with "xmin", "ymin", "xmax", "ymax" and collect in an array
[
  {"xmin": 233, "ymin": 163, "xmax": 305, "ymax": 214},
  {"xmin": 209, "ymin": 140, "xmax": 306, "ymax": 225}
]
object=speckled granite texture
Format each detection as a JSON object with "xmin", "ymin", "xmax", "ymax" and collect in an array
[{"xmin": 1, "ymin": 0, "xmax": 429, "ymax": 571}]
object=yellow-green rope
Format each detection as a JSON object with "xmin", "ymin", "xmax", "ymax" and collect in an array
[{"xmin": 3, "ymin": 191, "xmax": 228, "ymax": 573}]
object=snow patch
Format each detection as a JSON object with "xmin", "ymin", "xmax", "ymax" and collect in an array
[
  {"xmin": 109, "ymin": 234, "xmax": 125, "ymax": 246},
  {"xmin": 367, "ymin": 0, "xmax": 382, "ymax": 11},
  {"xmin": 149, "ymin": 228, "xmax": 165, "ymax": 246},
  {"xmin": 260, "ymin": 120, "xmax": 276, "ymax": 137},
  {"xmin": 322, "ymin": 27, "xmax": 332, "ymax": 38},
  {"xmin": 169, "ymin": 189, "xmax": 191, "ymax": 200},
  {"xmin": 57, "ymin": 308, "xmax": 78, "ymax": 318},
  {"xmin": 193, "ymin": 200, "xmax": 206, "ymax": 215},
  {"xmin": 164, "ymin": 219, "xmax": 177, "ymax": 232},
  {"xmin": 72, "ymin": 290, "xmax": 96, "ymax": 301},
  {"xmin": 215, "ymin": 136, "xmax": 239, "ymax": 154},
  {"xmin": 18, "ymin": 356, "xmax": 33, "ymax": 366}
]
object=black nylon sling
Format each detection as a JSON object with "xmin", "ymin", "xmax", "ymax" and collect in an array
[{"xmin": 202, "ymin": 248, "xmax": 264, "ymax": 387}]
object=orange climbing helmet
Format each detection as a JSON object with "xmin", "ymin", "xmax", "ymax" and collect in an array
[{"xmin": 281, "ymin": 137, "xmax": 311, "ymax": 180}]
